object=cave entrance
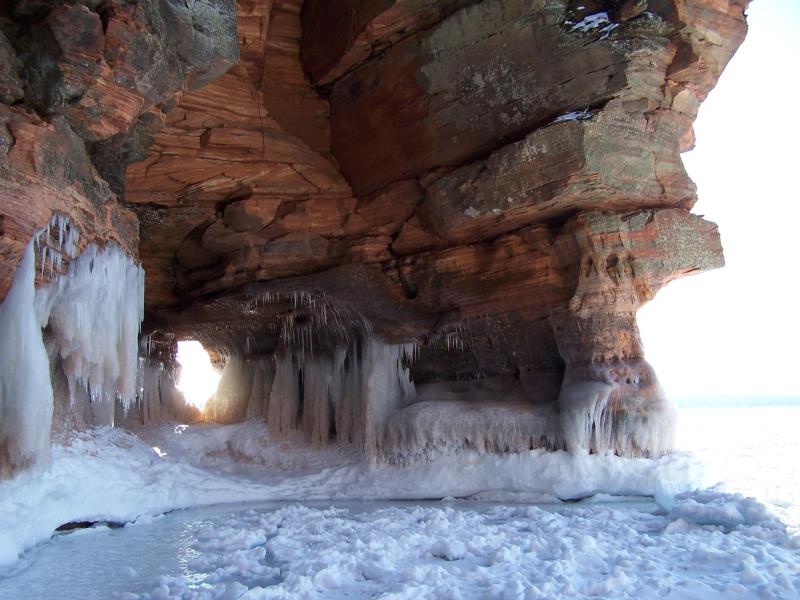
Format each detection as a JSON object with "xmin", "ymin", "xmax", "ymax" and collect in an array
[{"xmin": 176, "ymin": 341, "xmax": 221, "ymax": 410}]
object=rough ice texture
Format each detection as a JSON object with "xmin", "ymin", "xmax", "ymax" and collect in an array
[
  {"xmin": 9, "ymin": 416, "xmax": 800, "ymax": 599},
  {"xmin": 204, "ymin": 331, "xmax": 675, "ymax": 464},
  {"xmin": 559, "ymin": 361, "xmax": 677, "ymax": 457},
  {"xmin": 34, "ymin": 243, "xmax": 145, "ymax": 409},
  {"xmin": 382, "ymin": 399, "xmax": 562, "ymax": 464},
  {"xmin": 0, "ymin": 243, "xmax": 54, "ymax": 477}
]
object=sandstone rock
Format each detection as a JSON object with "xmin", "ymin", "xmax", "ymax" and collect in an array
[
  {"xmin": 301, "ymin": 0, "xmax": 477, "ymax": 85},
  {"xmin": 0, "ymin": 32, "xmax": 24, "ymax": 104}
]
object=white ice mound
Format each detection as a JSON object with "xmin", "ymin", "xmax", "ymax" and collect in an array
[{"xmin": 666, "ymin": 488, "xmax": 786, "ymax": 532}]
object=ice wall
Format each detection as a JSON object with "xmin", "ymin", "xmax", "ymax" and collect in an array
[
  {"xmin": 267, "ymin": 352, "xmax": 300, "ymax": 437},
  {"xmin": 0, "ymin": 244, "xmax": 55, "ymax": 476},
  {"xmin": 558, "ymin": 360, "xmax": 676, "ymax": 457},
  {"xmin": 362, "ymin": 340, "xmax": 416, "ymax": 463}
]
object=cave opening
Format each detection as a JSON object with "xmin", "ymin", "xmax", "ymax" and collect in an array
[{"xmin": 175, "ymin": 340, "xmax": 220, "ymax": 411}]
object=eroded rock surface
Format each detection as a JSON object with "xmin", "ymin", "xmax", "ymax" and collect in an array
[{"xmin": 0, "ymin": 0, "xmax": 749, "ymax": 463}]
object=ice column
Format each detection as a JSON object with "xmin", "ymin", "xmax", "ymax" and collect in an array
[{"xmin": 0, "ymin": 243, "xmax": 55, "ymax": 476}]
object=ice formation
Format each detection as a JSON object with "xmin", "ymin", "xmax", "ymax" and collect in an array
[
  {"xmin": 0, "ymin": 216, "xmax": 145, "ymax": 476},
  {"xmin": 121, "ymin": 360, "xmax": 197, "ymax": 426},
  {"xmin": 206, "ymin": 338, "xmax": 416, "ymax": 458},
  {"xmin": 361, "ymin": 340, "xmax": 417, "ymax": 462},
  {"xmin": 559, "ymin": 361, "xmax": 677, "ymax": 457},
  {"xmin": 206, "ymin": 355, "xmax": 273, "ymax": 424},
  {"xmin": 200, "ymin": 324, "xmax": 680, "ymax": 462},
  {"xmin": 0, "ymin": 243, "xmax": 55, "ymax": 476},
  {"xmin": 382, "ymin": 399, "xmax": 561, "ymax": 464},
  {"xmin": 35, "ymin": 242, "xmax": 145, "ymax": 409}
]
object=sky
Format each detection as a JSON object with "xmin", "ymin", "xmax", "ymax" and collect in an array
[{"xmin": 637, "ymin": 0, "xmax": 800, "ymax": 398}]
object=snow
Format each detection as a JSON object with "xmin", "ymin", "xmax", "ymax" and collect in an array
[
  {"xmin": 567, "ymin": 12, "xmax": 619, "ymax": 38},
  {"xmin": 2, "ymin": 497, "xmax": 798, "ymax": 599},
  {"xmin": 667, "ymin": 488, "xmax": 784, "ymax": 531},
  {"xmin": 187, "ymin": 501, "xmax": 797, "ymax": 599},
  {"xmin": 551, "ymin": 110, "xmax": 595, "ymax": 124},
  {"xmin": 0, "ymin": 426, "xmax": 272, "ymax": 567},
  {"xmin": 0, "ymin": 419, "xmax": 702, "ymax": 568}
]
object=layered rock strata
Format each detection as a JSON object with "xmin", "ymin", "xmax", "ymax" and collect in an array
[{"xmin": 0, "ymin": 0, "xmax": 749, "ymax": 471}]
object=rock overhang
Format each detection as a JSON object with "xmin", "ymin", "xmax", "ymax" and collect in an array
[{"xmin": 0, "ymin": 0, "xmax": 749, "ymax": 465}]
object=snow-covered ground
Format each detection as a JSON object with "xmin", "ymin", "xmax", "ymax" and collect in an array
[
  {"xmin": 0, "ymin": 421, "xmax": 700, "ymax": 568},
  {"xmin": 1, "ymin": 494, "xmax": 798, "ymax": 600},
  {"xmin": 677, "ymin": 404, "xmax": 800, "ymax": 532},
  {"xmin": 0, "ymin": 405, "xmax": 799, "ymax": 598}
]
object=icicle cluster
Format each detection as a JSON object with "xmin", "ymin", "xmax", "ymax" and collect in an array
[
  {"xmin": 559, "ymin": 378, "xmax": 676, "ymax": 458},
  {"xmin": 33, "ymin": 213, "xmax": 81, "ymax": 280},
  {"xmin": 120, "ymin": 359, "xmax": 197, "ymax": 427},
  {"xmin": 0, "ymin": 216, "xmax": 145, "ymax": 476},
  {"xmin": 205, "ymin": 338, "xmax": 417, "ymax": 459},
  {"xmin": 246, "ymin": 290, "xmax": 373, "ymax": 356},
  {"xmin": 35, "ymin": 243, "xmax": 145, "ymax": 409}
]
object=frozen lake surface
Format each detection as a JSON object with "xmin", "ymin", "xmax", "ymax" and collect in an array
[
  {"xmin": 677, "ymin": 403, "xmax": 800, "ymax": 531},
  {"xmin": 0, "ymin": 403, "xmax": 798, "ymax": 599}
]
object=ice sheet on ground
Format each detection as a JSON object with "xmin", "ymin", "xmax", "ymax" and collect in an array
[{"xmin": 2, "ymin": 499, "xmax": 798, "ymax": 600}]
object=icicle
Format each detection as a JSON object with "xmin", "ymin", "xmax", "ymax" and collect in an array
[
  {"xmin": 0, "ymin": 242, "xmax": 54, "ymax": 476},
  {"xmin": 268, "ymin": 352, "xmax": 300, "ymax": 438}
]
